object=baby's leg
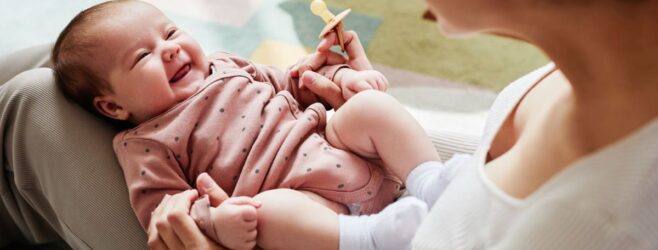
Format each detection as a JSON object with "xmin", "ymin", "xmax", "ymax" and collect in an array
[
  {"xmin": 326, "ymin": 90, "xmax": 440, "ymax": 181},
  {"xmin": 253, "ymin": 189, "xmax": 426, "ymax": 250},
  {"xmin": 253, "ymin": 189, "xmax": 343, "ymax": 250}
]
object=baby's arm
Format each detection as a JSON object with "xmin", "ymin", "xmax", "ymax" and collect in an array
[
  {"xmin": 114, "ymin": 133, "xmax": 261, "ymax": 249},
  {"xmin": 113, "ymin": 137, "xmax": 194, "ymax": 230}
]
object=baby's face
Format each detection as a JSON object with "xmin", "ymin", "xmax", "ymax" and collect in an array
[{"xmin": 93, "ymin": 1, "xmax": 209, "ymax": 123}]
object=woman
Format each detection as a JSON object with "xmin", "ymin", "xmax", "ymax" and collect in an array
[{"xmin": 152, "ymin": 0, "xmax": 658, "ymax": 249}]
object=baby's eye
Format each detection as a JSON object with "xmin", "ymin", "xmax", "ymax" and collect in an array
[
  {"xmin": 166, "ymin": 29, "xmax": 177, "ymax": 39},
  {"xmin": 137, "ymin": 52, "xmax": 149, "ymax": 62}
]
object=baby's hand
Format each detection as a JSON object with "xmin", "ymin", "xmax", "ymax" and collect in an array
[
  {"xmin": 211, "ymin": 197, "xmax": 260, "ymax": 250},
  {"xmin": 337, "ymin": 69, "xmax": 389, "ymax": 100}
]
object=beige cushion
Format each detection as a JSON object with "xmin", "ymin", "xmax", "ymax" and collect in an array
[{"xmin": 0, "ymin": 45, "xmax": 147, "ymax": 249}]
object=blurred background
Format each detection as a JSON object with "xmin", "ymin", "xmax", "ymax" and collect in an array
[{"xmin": 0, "ymin": 0, "xmax": 548, "ymax": 135}]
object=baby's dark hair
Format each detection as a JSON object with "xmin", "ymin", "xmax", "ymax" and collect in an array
[{"xmin": 52, "ymin": 0, "xmax": 132, "ymax": 128}]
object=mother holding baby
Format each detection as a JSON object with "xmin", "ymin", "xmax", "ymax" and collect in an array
[{"xmin": 154, "ymin": 0, "xmax": 658, "ymax": 249}]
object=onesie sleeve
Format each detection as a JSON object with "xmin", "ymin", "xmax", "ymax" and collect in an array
[{"xmin": 113, "ymin": 136, "xmax": 192, "ymax": 230}]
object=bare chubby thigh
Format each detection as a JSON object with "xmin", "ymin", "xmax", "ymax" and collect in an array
[
  {"xmin": 299, "ymin": 190, "xmax": 350, "ymax": 214},
  {"xmin": 253, "ymin": 189, "xmax": 348, "ymax": 217},
  {"xmin": 325, "ymin": 90, "xmax": 396, "ymax": 159},
  {"xmin": 252, "ymin": 189, "xmax": 344, "ymax": 249},
  {"xmin": 325, "ymin": 105, "xmax": 374, "ymax": 158}
]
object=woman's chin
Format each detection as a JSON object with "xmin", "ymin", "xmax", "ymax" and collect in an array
[{"xmin": 436, "ymin": 20, "xmax": 479, "ymax": 39}]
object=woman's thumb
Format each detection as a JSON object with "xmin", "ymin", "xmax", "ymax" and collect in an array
[{"xmin": 196, "ymin": 173, "xmax": 229, "ymax": 207}]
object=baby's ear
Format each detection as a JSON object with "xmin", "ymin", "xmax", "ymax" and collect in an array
[{"xmin": 93, "ymin": 95, "xmax": 130, "ymax": 120}]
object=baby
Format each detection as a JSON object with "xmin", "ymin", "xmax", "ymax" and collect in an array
[{"xmin": 52, "ymin": 1, "xmax": 441, "ymax": 249}]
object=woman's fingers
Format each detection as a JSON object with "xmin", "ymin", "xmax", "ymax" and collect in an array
[
  {"xmin": 300, "ymin": 71, "xmax": 346, "ymax": 109},
  {"xmin": 147, "ymin": 233, "xmax": 169, "ymax": 250},
  {"xmin": 343, "ymin": 30, "xmax": 373, "ymax": 70},
  {"xmin": 156, "ymin": 192, "xmax": 195, "ymax": 249},
  {"xmin": 151, "ymin": 190, "xmax": 199, "ymax": 250},
  {"xmin": 148, "ymin": 194, "xmax": 172, "ymax": 250},
  {"xmin": 167, "ymin": 210, "xmax": 219, "ymax": 250},
  {"xmin": 317, "ymin": 32, "xmax": 337, "ymax": 52},
  {"xmin": 167, "ymin": 190, "xmax": 198, "ymax": 217},
  {"xmin": 166, "ymin": 198, "xmax": 227, "ymax": 250},
  {"xmin": 343, "ymin": 30, "xmax": 372, "ymax": 70},
  {"xmin": 291, "ymin": 52, "xmax": 347, "ymax": 79},
  {"xmin": 326, "ymin": 51, "xmax": 349, "ymax": 65},
  {"xmin": 376, "ymin": 74, "xmax": 389, "ymax": 91},
  {"xmin": 196, "ymin": 173, "xmax": 229, "ymax": 207},
  {"xmin": 318, "ymin": 30, "xmax": 373, "ymax": 70}
]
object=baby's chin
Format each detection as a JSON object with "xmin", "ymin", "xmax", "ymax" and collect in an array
[{"xmin": 172, "ymin": 70, "xmax": 205, "ymax": 100}]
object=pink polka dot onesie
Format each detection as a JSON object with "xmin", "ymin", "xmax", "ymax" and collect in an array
[{"xmin": 112, "ymin": 52, "xmax": 402, "ymax": 239}]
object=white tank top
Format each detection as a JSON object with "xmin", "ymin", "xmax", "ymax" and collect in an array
[{"xmin": 412, "ymin": 64, "xmax": 658, "ymax": 249}]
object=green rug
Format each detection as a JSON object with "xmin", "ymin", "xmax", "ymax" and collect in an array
[{"xmin": 323, "ymin": 0, "xmax": 549, "ymax": 90}]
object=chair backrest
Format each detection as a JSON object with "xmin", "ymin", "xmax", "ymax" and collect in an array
[{"xmin": 0, "ymin": 51, "xmax": 147, "ymax": 249}]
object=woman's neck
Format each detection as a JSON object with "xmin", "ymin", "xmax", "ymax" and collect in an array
[
  {"xmin": 513, "ymin": 3, "xmax": 658, "ymax": 152},
  {"xmin": 522, "ymin": 3, "xmax": 658, "ymax": 107}
]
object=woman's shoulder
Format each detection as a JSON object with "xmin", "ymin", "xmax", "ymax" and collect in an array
[
  {"xmin": 482, "ymin": 63, "xmax": 556, "ymax": 139},
  {"xmin": 500, "ymin": 63, "xmax": 556, "ymax": 97}
]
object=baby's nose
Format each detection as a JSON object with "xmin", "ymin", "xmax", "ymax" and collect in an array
[{"xmin": 163, "ymin": 46, "xmax": 180, "ymax": 61}]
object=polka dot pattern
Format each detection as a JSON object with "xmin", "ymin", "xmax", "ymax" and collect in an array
[{"xmin": 117, "ymin": 63, "xmax": 397, "ymax": 218}]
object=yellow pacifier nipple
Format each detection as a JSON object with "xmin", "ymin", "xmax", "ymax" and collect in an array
[{"xmin": 311, "ymin": 0, "xmax": 334, "ymax": 24}]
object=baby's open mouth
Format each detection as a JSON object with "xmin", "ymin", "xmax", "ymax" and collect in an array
[{"xmin": 170, "ymin": 63, "xmax": 191, "ymax": 84}]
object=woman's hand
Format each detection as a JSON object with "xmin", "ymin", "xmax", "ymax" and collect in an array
[
  {"xmin": 293, "ymin": 31, "xmax": 374, "ymax": 109},
  {"xmin": 317, "ymin": 30, "xmax": 373, "ymax": 71},
  {"xmin": 289, "ymin": 51, "xmax": 347, "ymax": 79},
  {"xmin": 147, "ymin": 173, "xmax": 231, "ymax": 250},
  {"xmin": 148, "ymin": 189, "xmax": 224, "ymax": 250},
  {"xmin": 300, "ymin": 70, "xmax": 346, "ymax": 109},
  {"xmin": 291, "ymin": 30, "xmax": 372, "ymax": 78}
]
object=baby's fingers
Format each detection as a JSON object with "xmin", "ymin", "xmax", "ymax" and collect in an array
[
  {"xmin": 246, "ymin": 228, "xmax": 258, "ymax": 241},
  {"xmin": 343, "ymin": 81, "xmax": 372, "ymax": 100},
  {"xmin": 240, "ymin": 238, "xmax": 257, "ymax": 250},
  {"xmin": 351, "ymin": 80, "xmax": 374, "ymax": 93},
  {"xmin": 226, "ymin": 196, "xmax": 262, "ymax": 208},
  {"xmin": 376, "ymin": 74, "xmax": 389, "ymax": 91},
  {"xmin": 291, "ymin": 52, "xmax": 347, "ymax": 81}
]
